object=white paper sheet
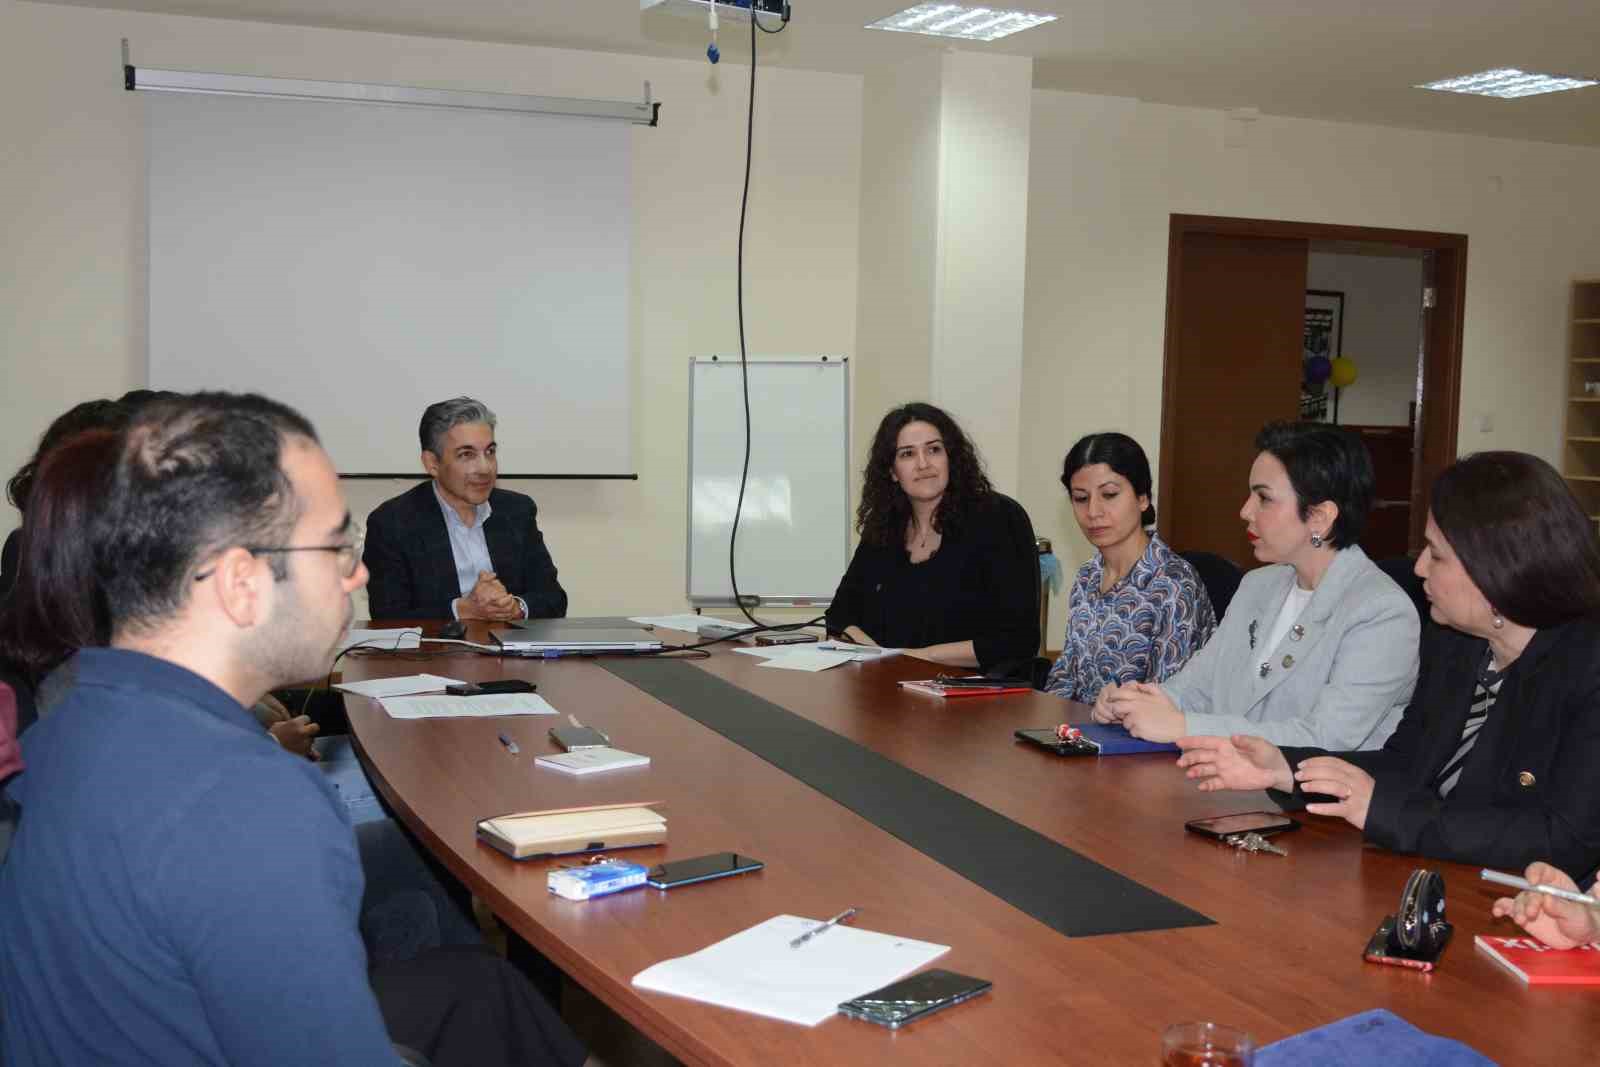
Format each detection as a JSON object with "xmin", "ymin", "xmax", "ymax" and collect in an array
[
  {"xmin": 628, "ymin": 614, "xmax": 753, "ymax": 635},
  {"xmin": 755, "ymin": 649, "xmax": 858, "ymax": 672},
  {"xmin": 632, "ymin": 915, "xmax": 948, "ymax": 1027},
  {"xmin": 338, "ymin": 628, "xmax": 422, "ymax": 654},
  {"xmin": 731, "ymin": 646, "xmax": 786, "ymax": 660},
  {"xmin": 379, "ymin": 693, "xmax": 558, "ymax": 719},
  {"xmin": 814, "ymin": 641, "xmax": 904, "ymax": 661},
  {"xmin": 333, "ymin": 674, "xmax": 464, "ymax": 699}
]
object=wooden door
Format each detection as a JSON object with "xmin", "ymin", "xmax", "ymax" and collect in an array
[{"xmin": 1160, "ymin": 230, "xmax": 1308, "ymax": 570}]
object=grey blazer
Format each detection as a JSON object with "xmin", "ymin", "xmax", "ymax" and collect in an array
[{"xmin": 1159, "ymin": 545, "xmax": 1419, "ymax": 750}]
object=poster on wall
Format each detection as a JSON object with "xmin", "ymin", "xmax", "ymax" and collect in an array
[{"xmin": 1301, "ymin": 289, "xmax": 1344, "ymax": 422}]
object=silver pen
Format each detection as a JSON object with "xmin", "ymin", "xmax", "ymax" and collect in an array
[
  {"xmin": 1481, "ymin": 869, "xmax": 1598, "ymax": 907},
  {"xmin": 789, "ymin": 907, "xmax": 859, "ymax": 949}
]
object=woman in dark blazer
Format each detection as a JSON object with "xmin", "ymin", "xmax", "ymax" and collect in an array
[
  {"xmin": 1176, "ymin": 451, "xmax": 1600, "ymax": 877},
  {"xmin": 825, "ymin": 402, "xmax": 1039, "ymax": 675}
]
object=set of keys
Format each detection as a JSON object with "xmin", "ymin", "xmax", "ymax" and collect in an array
[{"xmin": 1222, "ymin": 831, "xmax": 1289, "ymax": 856}]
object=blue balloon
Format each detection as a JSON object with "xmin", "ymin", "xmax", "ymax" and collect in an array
[{"xmin": 1304, "ymin": 355, "xmax": 1332, "ymax": 385}]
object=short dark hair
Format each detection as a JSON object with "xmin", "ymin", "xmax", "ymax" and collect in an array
[
  {"xmin": 1061, "ymin": 432, "xmax": 1156, "ymax": 526},
  {"xmin": 95, "ymin": 393, "xmax": 319, "ymax": 634},
  {"xmin": 1431, "ymin": 451, "xmax": 1600, "ymax": 628},
  {"xmin": 0, "ymin": 430, "xmax": 119, "ymax": 685},
  {"xmin": 418, "ymin": 397, "xmax": 496, "ymax": 457},
  {"xmin": 6, "ymin": 399, "xmax": 130, "ymax": 514},
  {"xmin": 1253, "ymin": 421, "xmax": 1374, "ymax": 548},
  {"xmin": 857, "ymin": 402, "xmax": 993, "ymax": 547}
]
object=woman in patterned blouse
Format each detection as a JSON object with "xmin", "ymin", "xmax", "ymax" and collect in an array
[{"xmin": 1044, "ymin": 432, "xmax": 1216, "ymax": 704}]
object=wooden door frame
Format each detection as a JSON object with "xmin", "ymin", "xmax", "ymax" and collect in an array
[{"xmin": 1158, "ymin": 213, "xmax": 1468, "ymax": 555}]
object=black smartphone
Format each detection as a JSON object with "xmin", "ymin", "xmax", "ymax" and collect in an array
[
  {"xmin": 646, "ymin": 853, "xmax": 764, "ymax": 890},
  {"xmin": 1183, "ymin": 811, "xmax": 1299, "ymax": 839},
  {"xmin": 549, "ymin": 724, "xmax": 611, "ymax": 750},
  {"xmin": 1013, "ymin": 728, "xmax": 1098, "ymax": 756},
  {"xmin": 838, "ymin": 968, "xmax": 992, "ymax": 1029},
  {"xmin": 444, "ymin": 679, "xmax": 537, "ymax": 696}
]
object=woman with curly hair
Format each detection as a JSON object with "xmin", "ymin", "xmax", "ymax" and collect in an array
[{"xmin": 824, "ymin": 402, "xmax": 1039, "ymax": 674}]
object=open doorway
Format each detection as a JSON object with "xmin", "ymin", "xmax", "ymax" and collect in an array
[{"xmin": 1158, "ymin": 215, "xmax": 1466, "ymax": 570}]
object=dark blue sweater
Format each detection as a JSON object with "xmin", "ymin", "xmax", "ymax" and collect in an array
[{"xmin": 0, "ymin": 649, "xmax": 397, "ymax": 1065}]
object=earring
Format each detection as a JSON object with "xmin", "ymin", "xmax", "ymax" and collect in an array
[
  {"xmin": 1309, "ymin": 532, "xmax": 1325, "ymax": 548},
  {"xmin": 1491, "ymin": 612, "xmax": 1505, "ymax": 630}
]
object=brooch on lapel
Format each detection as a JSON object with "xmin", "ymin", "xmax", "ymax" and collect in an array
[
  {"xmin": 1248, "ymin": 620, "xmax": 1258, "ymax": 650},
  {"xmin": 1258, "ymin": 661, "xmax": 1271, "ymax": 679},
  {"xmin": 1290, "ymin": 624, "xmax": 1305, "ymax": 642}
]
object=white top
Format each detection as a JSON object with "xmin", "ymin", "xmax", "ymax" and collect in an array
[{"xmin": 1264, "ymin": 583, "xmax": 1315, "ymax": 657}]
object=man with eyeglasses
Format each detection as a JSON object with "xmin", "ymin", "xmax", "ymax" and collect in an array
[
  {"xmin": 363, "ymin": 396, "xmax": 567, "ymax": 622},
  {"xmin": 0, "ymin": 393, "xmax": 587, "ymax": 1067}
]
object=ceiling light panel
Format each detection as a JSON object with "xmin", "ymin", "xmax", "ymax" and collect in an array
[
  {"xmin": 1415, "ymin": 68, "xmax": 1597, "ymax": 99},
  {"xmin": 867, "ymin": 5, "xmax": 1057, "ymax": 42}
]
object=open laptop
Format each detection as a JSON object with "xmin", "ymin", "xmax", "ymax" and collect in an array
[{"xmin": 490, "ymin": 619, "xmax": 664, "ymax": 654}]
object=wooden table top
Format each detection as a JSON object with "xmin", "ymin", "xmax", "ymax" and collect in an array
[{"xmin": 342, "ymin": 623, "xmax": 1594, "ymax": 1066}]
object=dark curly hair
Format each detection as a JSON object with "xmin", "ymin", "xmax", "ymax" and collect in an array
[{"xmin": 856, "ymin": 402, "xmax": 992, "ymax": 547}]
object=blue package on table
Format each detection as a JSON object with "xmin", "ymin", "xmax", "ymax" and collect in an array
[{"xmin": 547, "ymin": 860, "xmax": 649, "ymax": 901}]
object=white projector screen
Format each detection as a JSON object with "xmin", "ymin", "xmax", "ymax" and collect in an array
[{"xmin": 146, "ymin": 92, "xmax": 633, "ymax": 476}]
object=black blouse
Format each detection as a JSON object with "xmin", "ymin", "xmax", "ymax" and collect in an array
[{"xmin": 824, "ymin": 492, "xmax": 1039, "ymax": 673}]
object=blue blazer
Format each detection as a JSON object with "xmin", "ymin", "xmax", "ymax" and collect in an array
[
  {"xmin": 1159, "ymin": 545, "xmax": 1419, "ymax": 750},
  {"xmin": 362, "ymin": 481, "xmax": 567, "ymax": 621}
]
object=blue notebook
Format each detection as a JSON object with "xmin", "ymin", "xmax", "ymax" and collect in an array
[
  {"xmin": 1076, "ymin": 722, "xmax": 1178, "ymax": 755},
  {"xmin": 1258, "ymin": 1009, "xmax": 1494, "ymax": 1066}
]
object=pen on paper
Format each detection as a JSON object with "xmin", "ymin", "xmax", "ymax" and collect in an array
[
  {"xmin": 497, "ymin": 733, "xmax": 520, "ymax": 756},
  {"xmin": 790, "ymin": 907, "xmax": 859, "ymax": 949},
  {"xmin": 1481, "ymin": 869, "xmax": 1598, "ymax": 907}
]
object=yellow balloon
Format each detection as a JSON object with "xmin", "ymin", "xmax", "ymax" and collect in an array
[{"xmin": 1329, "ymin": 357, "xmax": 1358, "ymax": 389}]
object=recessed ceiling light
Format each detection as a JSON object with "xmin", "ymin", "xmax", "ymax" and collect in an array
[
  {"xmin": 1415, "ymin": 68, "xmax": 1597, "ymax": 99},
  {"xmin": 866, "ymin": 4, "xmax": 1057, "ymax": 42}
]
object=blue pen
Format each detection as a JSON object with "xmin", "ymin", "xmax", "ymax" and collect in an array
[{"xmin": 497, "ymin": 733, "xmax": 520, "ymax": 756}]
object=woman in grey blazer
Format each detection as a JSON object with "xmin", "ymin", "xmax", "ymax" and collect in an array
[{"xmin": 1096, "ymin": 422, "xmax": 1419, "ymax": 748}]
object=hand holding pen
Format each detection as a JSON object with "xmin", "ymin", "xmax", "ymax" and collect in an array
[{"xmin": 1486, "ymin": 863, "xmax": 1600, "ymax": 950}]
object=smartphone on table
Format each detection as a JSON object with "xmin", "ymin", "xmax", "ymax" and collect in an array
[{"xmin": 646, "ymin": 853, "xmax": 764, "ymax": 890}]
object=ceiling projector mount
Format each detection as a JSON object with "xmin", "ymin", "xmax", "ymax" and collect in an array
[{"xmin": 642, "ymin": 0, "xmax": 793, "ymax": 62}]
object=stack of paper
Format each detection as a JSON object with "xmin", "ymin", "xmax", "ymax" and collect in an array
[
  {"xmin": 628, "ymin": 613, "xmax": 753, "ymax": 636},
  {"xmin": 380, "ymin": 693, "xmax": 558, "ymax": 719},
  {"xmin": 334, "ymin": 674, "xmax": 463, "ymax": 699},
  {"xmin": 632, "ymin": 915, "xmax": 948, "ymax": 1026}
]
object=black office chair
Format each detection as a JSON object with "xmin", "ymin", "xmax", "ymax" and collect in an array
[
  {"xmin": 1375, "ymin": 555, "xmax": 1428, "ymax": 626},
  {"xmin": 1178, "ymin": 551, "xmax": 1244, "ymax": 621}
]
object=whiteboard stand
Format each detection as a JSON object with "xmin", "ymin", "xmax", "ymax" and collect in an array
[{"xmin": 687, "ymin": 356, "xmax": 850, "ymax": 607}]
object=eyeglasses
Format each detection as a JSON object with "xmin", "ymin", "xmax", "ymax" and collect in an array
[{"xmin": 194, "ymin": 521, "xmax": 365, "ymax": 581}]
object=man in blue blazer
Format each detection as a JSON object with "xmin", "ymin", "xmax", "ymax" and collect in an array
[{"xmin": 363, "ymin": 397, "xmax": 567, "ymax": 621}]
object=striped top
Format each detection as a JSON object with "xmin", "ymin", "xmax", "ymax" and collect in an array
[{"xmin": 1433, "ymin": 649, "xmax": 1505, "ymax": 797}]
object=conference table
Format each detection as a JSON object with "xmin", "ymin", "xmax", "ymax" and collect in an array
[{"xmin": 343, "ymin": 622, "xmax": 1595, "ymax": 1065}]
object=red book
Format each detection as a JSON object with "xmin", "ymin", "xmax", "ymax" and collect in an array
[
  {"xmin": 1474, "ymin": 935, "xmax": 1600, "ymax": 986},
  {"xmin": 896, "ymin": 679, "xmax": 1032, "ymax": 698}
]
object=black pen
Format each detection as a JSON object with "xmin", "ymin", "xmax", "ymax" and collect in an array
[{"xmin": 497, "ymin": 733, "xmax": 520, "ymax": 756}]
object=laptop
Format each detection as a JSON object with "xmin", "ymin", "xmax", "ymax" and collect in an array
[{"xmin": 490, "ymin": 619, "xmax": 664, "ymax": 654}]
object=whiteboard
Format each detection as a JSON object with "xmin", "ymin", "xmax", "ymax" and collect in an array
[
  {"xmin": 146, "ymin": 92, "xmax": 633, "ymax": 476},
  {"xmin": 688, "ymin": 358, "xmax": 850, "ymax": 606}
]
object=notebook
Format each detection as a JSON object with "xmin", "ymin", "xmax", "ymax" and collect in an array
[
  {"xmin": 535, "ymin": 748, "xmax": 652, "ymax": 776},
  {"xmin": 1475, "ymin": 935, "xmax": 1600, "ymax": 985},
  {"xmin": 476, "ymin": 802, "xmax": 665, "ymax": 860}
]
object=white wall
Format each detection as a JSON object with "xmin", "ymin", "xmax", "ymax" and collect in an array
[
  {"xmin": 1306, "ymin": 250, "xmax": 1424, "ymax": 428},
  {"xmin": 0, "ymin": 0, "xmax": 863, "ymax": 619},
  {"xmin": 1022, "ymin": 91, "xmax": 1600, "ymax": 645}
]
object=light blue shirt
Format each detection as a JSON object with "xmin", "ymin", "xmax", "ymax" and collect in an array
[{"xmin": 432, "ymin": 483, "xmax": 526, "ymax": 619}]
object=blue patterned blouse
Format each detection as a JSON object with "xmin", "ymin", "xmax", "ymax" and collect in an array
[{"xmin": 1044, "ymin": 534, "xmax": 1217, "ymax": 704}]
